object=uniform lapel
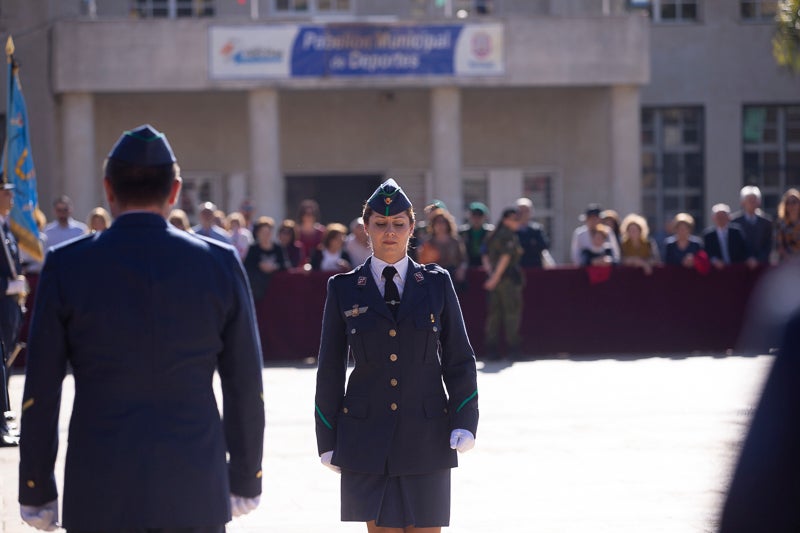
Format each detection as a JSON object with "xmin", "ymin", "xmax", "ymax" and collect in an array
[
  {"xmin": 356, "ymin": 257, "xmax": 394, "ymax": 322},
  {"xmin": 397, "ymin": 260, "xmax": 428, "ymax": 323}
]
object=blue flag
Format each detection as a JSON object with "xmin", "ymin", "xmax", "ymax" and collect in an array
[{"xmin": 2, "ymin": 36, "xmax": 43, "ymax": 262}]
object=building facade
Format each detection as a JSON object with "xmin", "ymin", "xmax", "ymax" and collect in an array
[{"xmin": 1, "ymin": 0, "xmax": 797, "ymax": 261}]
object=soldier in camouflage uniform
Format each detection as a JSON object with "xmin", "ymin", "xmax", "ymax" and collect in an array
[{"xmin": 482, "ymin": 207, "xmax": 525, "ymax": 359}]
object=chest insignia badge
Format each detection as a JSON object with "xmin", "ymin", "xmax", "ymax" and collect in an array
[
  {"xmin": 357, "ymin": 276, "xmax": 367, "ymax": 287},
  {"xmin": 344, "ymin": 306, "xmax": 369, "ymax": 318},
  {"xmin": 414, "ymin": 272, "xmax": 424, "ymax": 283}
]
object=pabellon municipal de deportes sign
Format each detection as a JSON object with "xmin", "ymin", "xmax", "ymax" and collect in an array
[{"xmin": 208, "ymin": 23, "xmax": 504, "ymax": 79}]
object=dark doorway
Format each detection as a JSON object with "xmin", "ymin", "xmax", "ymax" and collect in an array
[{"xmin": 286, "ymin": 174, "xmax": 383, "ymax": 225}]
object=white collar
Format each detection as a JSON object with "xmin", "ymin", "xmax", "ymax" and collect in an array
[{"xmin": 370, "ymin": 255, "xmax": 409, "ymax": 282}]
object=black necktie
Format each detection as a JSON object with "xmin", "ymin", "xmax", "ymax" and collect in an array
[{"xmin": 383, "ymin": 266, "xmax": 400, "ymax": 319}]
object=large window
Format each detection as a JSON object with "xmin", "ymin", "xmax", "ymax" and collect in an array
[
  {"xmin": 641, "ymin": 107, "xmax": 706, "ymax": 236},
  {"xmin": 645, "ymin": 0, "xmax": 699, "ymax": 22},
  {"xmin": 132, "ymin": 0, "xmax": 214, "ymax": 17},
  {"xmin": 273, "ymin": 0, "xmax": 352, "ymax": 14},
  {"xmin": 743, "ymin": 105, "xmax": 800, "ymax": 212},
  {"xmin": 740, "ymin": 0, "xmax": 778, "ymax": 20}
]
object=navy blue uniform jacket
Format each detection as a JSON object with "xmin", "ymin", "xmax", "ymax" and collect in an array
[
  {"xmin": 18, "ymin": 213, "xmax": 265, "ymax": 530},
  {"xmin": 315, "ymin": 257, "xmax": 478, "ymax": 475}
]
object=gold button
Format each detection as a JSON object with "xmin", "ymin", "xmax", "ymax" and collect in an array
[
  {"xmin": 343, "ymin": 407, "xmax": 349, "ymax": 414},
  {"xmin": 390, "ymin": 403, "xmax": 398, "ymax": 411},
  {"xmin": 256, "ymin": 470, "xmax": 263, "ymax": 478},
  {"xmin": 390, "ymin": 378, "xmax": 398, "ymax": 387},
  {"xmin": 389, "ymin": 353, "xmax": 398, "ymax": 362},
  {"xmin": 26, "ymin": 480, "xmax": 35, "ymax": 488},
  {"xmin": 389, "ymin": 329, "xmax": 397, "ymax": 337}
]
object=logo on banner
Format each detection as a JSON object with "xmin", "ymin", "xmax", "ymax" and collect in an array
[
  {"xmin": 220, "ymin": 39, "xmax": 284, "ymax": 65},
  {"xmin": 470, "ymin": 31, "xmax": 492, "ymax": 59}
]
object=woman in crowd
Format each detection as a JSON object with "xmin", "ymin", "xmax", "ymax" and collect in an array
[
  {"xmin": 417, "ymin": 208, "xmax": 467, "ymax": 288},
  {"xmin": 315, "ymin": 179, "xmax": 478, "ymax": 533},
  {"xmin": 243, "ymin": 216, "xmax": 286, "ymax": 301},
  {"xmin": 277, "ymin": 219, "xmax": 303, "ymax": 269},
  {"xmin": 296, "ymin": 199, "xmax": 326, "ymax": 265},
  {"xmin": 663, "ymin": 213, "xmax": 704, "ymax": 267},
  {"xmin": 227, "ymin": 211, "xmax": 253, "ymax": 259},
  {"xmin": 776, "ymin": 188, "xmax": 800, "ymax": 261},
  {"xmin": 168, "ymin": 209, "xmax": 192, "ymax": 233},
  {"xmin": 310, "ymin": 222, "xmax": 352, "ymax": 272},
  {"xmin": 620, "ymin": 213, "xmax": 660, "ymax": 275},
  {"xmin": 579, "ymin": 224, "xmax": 617, "ymax": 267},
  {"xmin": 86, "ymin": 207, "xmax": 111, "ymax": 233},
  {"xmin": 601, "ymin": 209, "xmax": 622, "ymax": 248}
]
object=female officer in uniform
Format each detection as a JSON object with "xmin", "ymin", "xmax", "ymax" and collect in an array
[{"xmin": 314, "ymin": 179, "xmax": 479, "ymax": 532}]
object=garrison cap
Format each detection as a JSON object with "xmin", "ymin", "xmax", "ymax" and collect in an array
[
  {"xmin": 367, "ymin": 178, "xmax": 412, "ymax": 217},
  {"xmin": 107, "ymin": 124, "xmax": 176, "ymax": 166}
]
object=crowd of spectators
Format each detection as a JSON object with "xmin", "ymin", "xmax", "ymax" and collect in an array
[{"xmin": 18, "ymin": 184, "xmax": 800, "ymax": 302}]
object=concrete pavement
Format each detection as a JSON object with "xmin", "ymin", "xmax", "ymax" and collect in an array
[{"xmin": 0, "ymin": 354, "xmax": 772, "ymax": 532}]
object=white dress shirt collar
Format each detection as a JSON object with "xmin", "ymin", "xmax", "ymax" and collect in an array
[{"xmin": 369, "ymin": 255, "xmax": 410, "ymax": 298}]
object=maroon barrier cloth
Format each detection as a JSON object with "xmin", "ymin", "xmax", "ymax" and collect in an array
[
  {"xmin": 252, "ymin": 264, "xmax": 766, "ymax": 361},
  {"xmin": 15, "ymin": 264, "xmax": 767, "ymax": 366}
]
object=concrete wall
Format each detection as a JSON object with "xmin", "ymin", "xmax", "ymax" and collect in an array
[{"xmin": 51, "ymin": 16, "xmax": 649, "ymax": 92}]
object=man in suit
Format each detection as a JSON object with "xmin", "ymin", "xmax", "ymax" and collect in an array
[
  {"xmin": 0, "ymin": 175, "xmax": 27, "ymax": 446},
  {"xmin": 702, "ymin": 203, "xmax": 753, "ymax": 269},
  {"xmin": 731, "ymin": 185, "xmax": 773, "ymax": 265},
  {"xmin": 18, "ymin": 125, "xmax": 265, "ymax": 532}
]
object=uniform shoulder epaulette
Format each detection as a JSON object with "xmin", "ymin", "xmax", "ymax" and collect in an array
[
  {"xmin": 423, "ymin": 263, "xmax": 447, "ymax": 274},
  {"xmin": 51, "ymin": 232, "xmax": 95, "ymax": 251}
]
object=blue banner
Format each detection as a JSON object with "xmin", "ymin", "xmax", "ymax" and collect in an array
[
  {"xmin": 291, "ymin": 25, "xmax": 463, "ymax": 77},
  {"xmin": 3, "ymin": 44, "xmax": 43, "ymax": 261}
]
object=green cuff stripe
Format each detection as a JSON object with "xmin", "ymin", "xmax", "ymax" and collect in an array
[
  {"xmin": 456, "ymin": 390, "xmax": 478, "ymax": 413},
  {"xmin": 315, "ymin": 404, "xmax": 333, "ymax": 430}
]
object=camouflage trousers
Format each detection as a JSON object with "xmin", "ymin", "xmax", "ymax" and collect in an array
[{"xmin": 485, "ymin": 278, "xmax": 523, "ymax": 349}]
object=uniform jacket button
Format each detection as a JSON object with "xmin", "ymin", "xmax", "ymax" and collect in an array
[
  {"xmin": 343, "ymin": 407, "xmax": 349, "ymax": 414},
  {"xmin": 389, "ymin": 353, "xmax": 398, "ymax": 362},
  {"xmin": 389, "ymin": 329, "xmax": 397, "ymax": 337},
  {"xmin": 390, "ymin": 378, "xmax": 398, "ymax": 387},
  {"xmin": 390, "ymin": 402, "xmax": 398, "ymax": 411}
]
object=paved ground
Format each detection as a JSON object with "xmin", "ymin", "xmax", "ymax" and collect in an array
[{"xmin": 0, "ymin": 354, "xmax": 773, "ymax": 533}]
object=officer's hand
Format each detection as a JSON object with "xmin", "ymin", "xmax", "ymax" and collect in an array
[
  {"xmin": 6, "ymin": 277, "xmax": 28, "ymax": 295},
  {"xmin": 449, "ymin": 429, "xmax": 476, "ymax": 453},
  {"xmin": 20, "ymin": 499, "xmax": 59, "ymax": 531},
  {"xmin": 230, "ymin": 494, "xmax": 260, "ymax": 518},
  {"xmin": 320, "ymin": 450, "xmax": 340, "ymax": 473}
]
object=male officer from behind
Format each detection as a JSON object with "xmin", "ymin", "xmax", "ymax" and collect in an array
[
  {"xmin": 18, "ymin": 125, "xmax": 265, "ymax": 532},
  {"xmin": 0, "ymin": 173, "xmax": 27, "ymax": 446}
]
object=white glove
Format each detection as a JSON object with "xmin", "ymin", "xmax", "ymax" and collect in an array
[
  {"xmin": 320, "ymin": 450, "xmax": 340, "ymax": 473},
  {"xmin": 6, "ymin": 278, "xmax": 27, "ymax": 295},
  {"xmin": 449, "ymin": 429, "xmax": 476, "ymax": 453},
  {"xmin": 230, "ymin": 493, "xmax": 260, "ymax": 518},
  {"xmin": 20, "ymin": 499, "xmax": 59, "ymax": 531}
]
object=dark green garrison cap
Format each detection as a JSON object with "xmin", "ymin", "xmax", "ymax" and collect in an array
[
  {"xmin": 367, "ymin": 178, "xmax": 412, "ymax": 217},
  {"xmin": 108, "ymin": 124, "xmax": 176, "ymax": 166}
]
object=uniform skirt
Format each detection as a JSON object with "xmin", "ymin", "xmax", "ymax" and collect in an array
[{"xmin": 341, "ymin": 468, "xmax": 451, "ymax": 528}]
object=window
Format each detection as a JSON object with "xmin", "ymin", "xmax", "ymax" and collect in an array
[
  {"xmin": 274, "ymin": 0, "xmax": 351, "ymax": 14},
  {"xmin": 740, "ymin": 0, "xmax": 778, "ymax": 20},
  {"xmin": 132, "ymin": 0, "xmax": 214, "ymax": 18},
  {"xmin": 641, "ymin": 107, "xmax": 706, "ymax": 236},
  {"xmin": 645, "ymin": 0, "xmax": 699, "ymax": 22},
  {"xmin": 743, "ymin": 105, "xmax": 800, "ymax": 213}
]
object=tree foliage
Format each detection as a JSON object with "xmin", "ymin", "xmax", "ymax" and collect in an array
[{"xmin": 774, "ymin": 0, "xmax": 800, "ymax": 73}]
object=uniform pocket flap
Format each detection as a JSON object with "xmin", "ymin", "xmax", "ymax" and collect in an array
[{"xmin": 423, "ymin": 395, "xmax": 449, "ymax": 419}]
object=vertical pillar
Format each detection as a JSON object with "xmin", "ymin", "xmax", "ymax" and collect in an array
[
  {"xmin": 705, "ymin": 100, "xmax": 741, "ymax": 213},
  {"xmin": 61, "ymin": 92, "xmax": 97, "ymax": 221},
  {"xmin": 248, "ymin": 88, "xmax": 283, "ymax": 220},
  {"xmin": 609, "ymin": 85, "xmax": 642, "ymax": 217},
  {"xmin": 430, "ymin": 86, "xmax": 463, "ymax": 221}
]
